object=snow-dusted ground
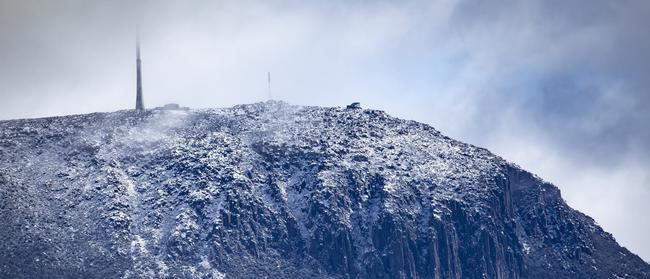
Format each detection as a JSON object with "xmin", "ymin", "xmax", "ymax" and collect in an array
[{"xmin": 0, "ymin": 101, "xmax": 648, "ymax": 278}]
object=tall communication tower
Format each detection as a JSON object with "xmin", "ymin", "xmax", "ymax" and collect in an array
[
  {"xmin": 267, "ymin": 72, "xmax": 272, "ymax": 100},
  {"xmin": 135, "ymin": 34, "xmax": 145, "ymax": 111}
]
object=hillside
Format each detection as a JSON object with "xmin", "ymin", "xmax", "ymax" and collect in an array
[{"xmin": 1, "ymin": 101, "xmax": 648, "ymax": 278}]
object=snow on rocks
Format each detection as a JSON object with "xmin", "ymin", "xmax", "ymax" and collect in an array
[{"xmin": 0, "ymin": 101, "xmax": 648, "ymax": 278}]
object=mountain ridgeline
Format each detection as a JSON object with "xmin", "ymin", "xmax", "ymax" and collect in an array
[{"xmin": 0, "ymin": 101, "xmax": 648, "ymax": 278}]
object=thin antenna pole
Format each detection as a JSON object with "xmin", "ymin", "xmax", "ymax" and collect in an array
[
  {"xmin": 267, "ymin": 72, "xmax": 272, "ymax": 101},
  {"xmin": 135, "ymin": 30, "xmax": 144, "ymax": 111}
]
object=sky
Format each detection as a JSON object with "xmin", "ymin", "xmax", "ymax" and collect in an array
[{"xmin": 1, "ymin": 0, "xmax": 649, "ymax": 261}]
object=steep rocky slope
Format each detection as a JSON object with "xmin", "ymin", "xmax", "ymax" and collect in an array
[{"xmin": 0, "ymin": 101, "xmax": 648, "ymax": 278}]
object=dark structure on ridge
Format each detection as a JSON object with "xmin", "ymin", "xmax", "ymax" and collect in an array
[{"xmin": 135, "ymin": 37, "xmax": 144, "ymax": 111}]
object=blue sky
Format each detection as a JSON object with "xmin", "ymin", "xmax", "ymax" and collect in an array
[{"xmin": 1, "ymin": 0, "xmax": 649, "ymax": 261}]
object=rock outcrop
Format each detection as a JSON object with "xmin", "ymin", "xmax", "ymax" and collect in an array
[{"xmin": 0, "ymin": 101, "xmax": 648, "ymax": 278}]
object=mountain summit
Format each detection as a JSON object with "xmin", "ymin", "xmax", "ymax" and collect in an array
[{"xmin": 1, "ymin": 101, "xmax": 648, "ymax": 278}]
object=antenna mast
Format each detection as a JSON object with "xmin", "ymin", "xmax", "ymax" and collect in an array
[
  {"xmin": 135, "ymin": 32, "xmax": 145, "ymax": 111},
  {"xmin": 267, "ymin": 72, "xmax": 272, "ymax": 100}
]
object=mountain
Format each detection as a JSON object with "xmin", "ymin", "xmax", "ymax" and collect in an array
[{"xmin": 0, "ymin": 101, "xmax": 648, "ymax": 278}]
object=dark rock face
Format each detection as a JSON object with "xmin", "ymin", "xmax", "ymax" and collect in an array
[{"xmin": 0, "ymin": 101, "xmax": 648, "ymax": 278}]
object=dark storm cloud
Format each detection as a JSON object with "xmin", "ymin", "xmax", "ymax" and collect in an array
[
  {"xmin": 444, "ymin": 0, "xmax": 650, "ymax": 162},
  {"xmin": 0, "ymin": 0, "xmax": 648, "ymax": 261},
  {"xmin": 434, "ymin": 1, "xmax": 650, "ymax": 261},
  {"xmin": 491, "ymin": 1, "xmax": 650, "ymax": 164}
]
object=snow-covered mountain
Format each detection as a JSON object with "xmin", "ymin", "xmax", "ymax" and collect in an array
[{"xmin": 1, "ymin": 101, "xmax": 648, "ymax": 278}]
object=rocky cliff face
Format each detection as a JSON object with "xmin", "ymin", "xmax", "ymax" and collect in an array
[{"xmin": 0, "ymin": 101, "xmax": 648, "ymax": 278}]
